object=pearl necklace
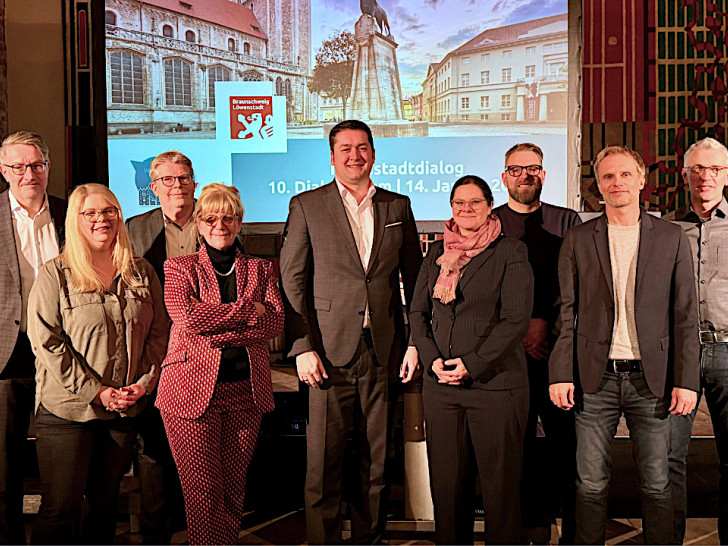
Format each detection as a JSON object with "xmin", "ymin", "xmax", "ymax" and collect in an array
[{"xmin": 213, "ymin": 263, "xmax": 236, "ymax": 277}]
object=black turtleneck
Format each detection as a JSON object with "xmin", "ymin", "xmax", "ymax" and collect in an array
[{"xmin": 204, "ymin": 240, "xmax": 250, "ymax": 383}]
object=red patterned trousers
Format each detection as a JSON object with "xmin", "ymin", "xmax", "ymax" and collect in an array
[{"xmin": 161, "ymin": 380, "xmax": 262, "ymax": 545}]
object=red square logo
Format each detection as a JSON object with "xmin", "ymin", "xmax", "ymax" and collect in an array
[{"xmin": 230, "ymin": 96, "xmax": 274, "ymax": 140}]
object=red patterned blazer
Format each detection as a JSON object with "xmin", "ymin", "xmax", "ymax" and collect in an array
[{"xmin": 155, "ymin": 245, "xmax": 284, "ymax": 419}]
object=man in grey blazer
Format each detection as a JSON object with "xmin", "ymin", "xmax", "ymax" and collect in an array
[
  {"xmin": 279, "ymin": 120, "xmax": 423, "ymax": 544},
  {"xmin": 549, "ymin": 146, "xmax": 700, "ymax": 544},
  {"xmin": 0, "ymin": 131, "xmax": 65, "ymax": 544},
  {"xmin": 126, "ymin": 150, "xmax": 197, "ymax": 544}
]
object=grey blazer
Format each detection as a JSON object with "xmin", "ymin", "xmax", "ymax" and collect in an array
[
  {"xmin": 279, "ymin": 181, "xmax": 422, "ymax": 369},
  {"xmin": 0, "ymin": 190, "xmax": 65, "ymax": 371},
  {"xmin": 126, "ymin": 208, "xmax": 167, "ymax": 284},
  {"xmin": 548, "ymin": 209, "xmax": 700, "ymax": 398},
  {"xmin": 409, "ymin": 236, "xmax": 533, "ymax": 389}
]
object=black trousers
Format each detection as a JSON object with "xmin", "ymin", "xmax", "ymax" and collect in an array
[
  {"xmin": 136, "ymin": 392, "xmax": 186, "ymax": 544},
  {"xmin": 304, "ymin": 333, "xmax": 390, "ymax": 545},
  {"xmin": 423, "ymin": 380, "xmax": 528, "ymax": 545},
  {"xmin": 31, "ymin": 406, "xmax": 136, "ymax": 545},
  {"xmin": 0, "ymin": 333, "xmax": 35, "ymax": 545},
  {"xmin": 521, "ymin": 354, "xmax": 577, "ymax": 542}
]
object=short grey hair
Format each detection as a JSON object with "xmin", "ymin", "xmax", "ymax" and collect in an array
[{"xmin": 683, "ymin": 137, "xmax": 728, "ymax": 166}]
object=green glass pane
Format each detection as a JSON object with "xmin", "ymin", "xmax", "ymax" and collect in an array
[{"xmin": 677, "ymin": 63, "xmax": 685, "ymax": 92}]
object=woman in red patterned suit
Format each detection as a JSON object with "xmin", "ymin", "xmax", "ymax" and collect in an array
[{"xmin": 156, "ymin": 183, "xmax": 284, "ymax": 545}]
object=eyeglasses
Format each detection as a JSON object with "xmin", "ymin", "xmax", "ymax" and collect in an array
[
  {"xmin": 2, "ymin": 162, "xmax": 48, "ymax": 176},
  {"xmin": 79, "ymin": 207, "xmax": 119, "ymax": 222},
  {"xmin": 505, "ymin": 164, "xmax": 543, "ymax": 177},
  {"xmin": 152, "ymin": 174, "xmax": 194, "ymax": 187},
  {"xmin": 451, "ymin": 199, "xmax": 487, "ymax": 211},
  {"xmin": 685, "ymin": 165, "xmax": 728, "ymax": 177},
  {"xmin": 201, "ymin": 214, "xmax": 238, "ymax": 227}
]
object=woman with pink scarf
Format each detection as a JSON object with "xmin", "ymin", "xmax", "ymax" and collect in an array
[{"xmin": 409, "ymin": 175, "xmax": 534, "ymax": 544}]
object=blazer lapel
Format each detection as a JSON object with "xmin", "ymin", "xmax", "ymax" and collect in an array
[
  {"xmin": 366, "ymin": 194, "xmax": 388, "ymax": 274},
  {"xmin": 197, "ymin": 246, "xmax": 221, "ymax": 304},
  {"xmin": 322, "ymin": 182, "xmax": 364, "ymax": 272},
  {"xmin": 635, "ymin": 209, "xmax": 655, "ymax": 301},
  {"xmin": 458, "ymin": 244, "xmax": 496, "ymax": 291},
  {"xmin": 593, "ymin": 214, "xmax": 614, "ymax": 300},
  {"xmin": 0, "ymin": 192, "xmax": 20, "ymax": 287}
]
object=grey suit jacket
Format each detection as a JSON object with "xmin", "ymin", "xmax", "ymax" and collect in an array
[
  {"xmin": 409, "ymin": 236, "xmax": 533, "ymax": 389},
  {"xmin": 126, "ymin": 208, "xmax": 167, "ymax": 284},
  {"xmin": 279, "ymin": 181, "xmax": 422, "ymax": 369},
  {"xmin": 548, "ymin": 209, "xmax": 700, "ymax": 398},
  {"xmin": 0, "ymin": 190, "xmax": 65, "ymax": 371}
]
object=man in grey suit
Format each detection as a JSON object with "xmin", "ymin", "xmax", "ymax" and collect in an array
[
  {"xmin": 279, "ymin": 120, "xmax": 423, "ymax": 544},
  {"xmin": 549, "ymin": 146, "xmax": 700, "ymax": 544},
  {"xmin": 126, "ymin": 150, "xmax": 197, "ymax": 544},
  {"xmin": 0, "ymin": 131, "xmax": 65, "ymax": 544}
]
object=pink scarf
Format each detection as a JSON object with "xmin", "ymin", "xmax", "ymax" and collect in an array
[{"xmin": 433, "ymin": 215, "xmax": 502, "ymax": 304}]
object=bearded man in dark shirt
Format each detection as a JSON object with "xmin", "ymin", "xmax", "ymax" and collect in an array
[{"xmin": 493, "ymin": 142, "xmax": 581, "ymax": 544}]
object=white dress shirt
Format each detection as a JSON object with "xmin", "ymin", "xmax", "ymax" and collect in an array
[
  {"xmin": 9, "ymin": 192, "xmax": 60, "ymax": 331},
  {"xmin": 336, "ymin": 179, "xmax": 376, "ymax": 328}
]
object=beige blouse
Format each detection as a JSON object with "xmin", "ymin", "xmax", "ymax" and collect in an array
[{"xmin": 27, "ymin": 257, "xmax": 169, "ymax": 422}]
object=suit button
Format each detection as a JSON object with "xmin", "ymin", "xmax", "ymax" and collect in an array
[
  {"xmin": 358, "ymin": 311, "xmax": 365, "ymax": 315},
  {"xmin": 14, "ymin": 320, "xmax": 19, "ymax": 325},
  {"xmin": 365, "ymin": 277, "xmax": 371, "ymax": 283}
]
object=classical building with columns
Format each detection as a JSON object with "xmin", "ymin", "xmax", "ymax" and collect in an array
[
  {"xmin": 422, "ymin": 14, "xmax": 567, "ymax": 124},
  {"xmin": 105, "ymin": 0, "xmax": 314, "ymax": 135}
]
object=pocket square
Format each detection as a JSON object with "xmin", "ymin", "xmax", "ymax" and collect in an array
[{"xmin": 385, "ymin": 221, "xmax": 402, "ymax": 228}]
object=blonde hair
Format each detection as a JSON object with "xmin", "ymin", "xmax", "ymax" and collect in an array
[
  {"xmin": 194, "ymin": 183, "xmax": 245, "ymax": 244},
  {"xmin": 504, "ymin": 142, "xmax": 543, "ymax": 167},
  {"xmin": 149, "ymin": 150, "xmax": 194, "ymax": 183},
  {"xmin": 594, "ymin": 146, "xmax": 646, "ymax": 180},
  {"xmin": 0, "ymin": 131, "xmax": 49, "ymax": 163},
  {"xmin": 62, "ymin": 184, "xmax": 144, "ymax": 292}
]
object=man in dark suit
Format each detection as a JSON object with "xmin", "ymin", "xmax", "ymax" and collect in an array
[
  {"xmin": 0, "ymin": 131, "xmax": 65, "ymax": 544},
  {"xmin": 126, "ymin": 150, "xmax": 197, "ymax": 544},
  {"xmin": 279, "ymin": 120, "xmax": 422, "ymax": 544},
  {"xmin": 549, "ymin": 146, "xmax": 700, "ymax": 544}
]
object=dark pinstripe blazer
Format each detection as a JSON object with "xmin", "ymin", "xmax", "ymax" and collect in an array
[
  {"xmin": 0, "ymin": 190, "xmax": 65, "ymax": 372},
  {"xmin": 409, "ymin": 235, "xmax": 533, "ymax": 390}
]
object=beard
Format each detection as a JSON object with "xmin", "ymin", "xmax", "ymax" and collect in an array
[{"xmin": 508, "ymin": 176, "xmax": 543, "ymax": 205}]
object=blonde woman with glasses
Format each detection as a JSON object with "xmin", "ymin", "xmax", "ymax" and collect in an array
[
  {"xmin": 27, "ymin": 183, "xmax": 169, "ymax": 544},
  {"xmin": 155, "ymin": 183, "xmax": 284, "ymax": 545}
]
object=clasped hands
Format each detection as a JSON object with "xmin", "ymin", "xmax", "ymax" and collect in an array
[
  {"xmin": 432, "ymin": 357, "xmax": 470, "ymax": 385},
  {"xmin": 94, "ymin": 384, "xmax": 146, "ymax": 413}
]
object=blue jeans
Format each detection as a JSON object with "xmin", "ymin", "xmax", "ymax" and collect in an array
[
  {"xmin": 669, "ymin": 343, "xmax": 728, "ymax": 544},
  {"xmin": 575, "ymin": 371, "xmax": 671, "ymax": 544}
]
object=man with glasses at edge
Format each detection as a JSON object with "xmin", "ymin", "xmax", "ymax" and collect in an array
[
  {"xmin": 666, "ymin": 137, "xmax": 728, "ymax": 545},
  {"xmin": 494, "ymin": 143, "xmax": 581, "ymax": 544},
  {"xmin": 0, "ymin": 131, "xmax": 65, "ymax": 544},
  {"xmin": 125, "ymin": 150, "xmax": 197, "ymax": 544}
]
